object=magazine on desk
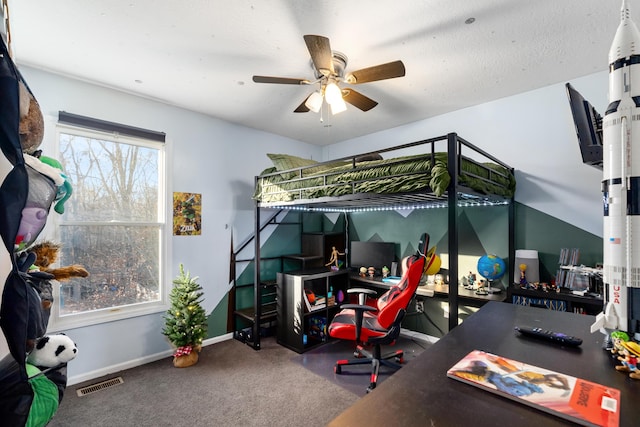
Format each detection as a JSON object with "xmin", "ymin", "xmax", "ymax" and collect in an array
[{"xmin": 447, "ymin": 350, "xmax": 620, "ymax": 427}]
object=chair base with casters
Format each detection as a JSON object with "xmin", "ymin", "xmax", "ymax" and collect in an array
[{"xmin": 333, "ymin": 310, "xmax": 407, "ymax": 392}]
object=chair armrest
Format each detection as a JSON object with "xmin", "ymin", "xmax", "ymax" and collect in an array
[
  {"xmin": 347, "ymin": 287, "xmax": 377, "ymax": 305},
  {"xmin": 339, "ymin": 304, "xmax": 377, "ymax": 312},
  {"xmin": 347, "ymin": 287, "xmax": 377, "ymax": 295}
]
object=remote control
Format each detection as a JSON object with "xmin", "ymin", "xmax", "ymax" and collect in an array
[{"xmin": 514, "ymin": 326, "xmax": 583, "ymax": 347}]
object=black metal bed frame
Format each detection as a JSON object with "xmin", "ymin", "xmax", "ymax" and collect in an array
[{"xmin": 244, "ymin": 132, "xmax": 515, "ymax": 349}]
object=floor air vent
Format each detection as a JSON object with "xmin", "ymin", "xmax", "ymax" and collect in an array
[{"xmin": 76, "ymin": 377, "xmax": 124, "ymax": 397}]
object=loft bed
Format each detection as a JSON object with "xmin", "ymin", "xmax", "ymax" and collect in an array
[
  {"xmin": 254, "ymin": 135, "xmax": 515, "ymax": 210},
  {"xmin": 244, "ymin": 132, "xmax": 515, "ymax": 349}
]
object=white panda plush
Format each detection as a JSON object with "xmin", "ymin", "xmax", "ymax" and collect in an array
[{"xmin": 27, "ymin": 333, "xmax": 78, "ymax": 368}]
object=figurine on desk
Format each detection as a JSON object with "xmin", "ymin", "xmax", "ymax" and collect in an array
[
  {"xmin": 519, "ymin": 263, "xmax": 528, "ymax": 288},
  {"xmin": 615, "ymin": 341, "xmax": 640, "ymax": 380},
  {"xmin": 475, "ymin": 279, "xmax": 488, "ymax": 295},
  {"xmin": 325, "ymin": 246, "xmax": 345, "ymax": 270},
  {"xmin": 382, "ymin": 266, "xmax": 390, "ymax": 278},
  {"xmin": 609, "ymin": 331, "xmax": 629, "ymax": 358},
  {"xmin": 464, "ymin": 271, "xmax": 476, "ymax": 290},
  {"xmin": 367, "ymin": 266, "xmax": 375, "ymax": 278},
  {"xmin": 518, "ymin": 263, "xmax": 543, "ymax": 291}
]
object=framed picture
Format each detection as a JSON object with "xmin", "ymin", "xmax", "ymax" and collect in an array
[{"xmin": 173, "ymin": 192, "xmax": 201, "ymax": 235}]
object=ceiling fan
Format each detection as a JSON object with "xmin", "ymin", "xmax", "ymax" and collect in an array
[{"xmin": 252, "ymin": 35, "xmax": 406, "ymax": 115}]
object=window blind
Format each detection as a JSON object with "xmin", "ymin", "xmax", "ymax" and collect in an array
[{"xmin": 58, "ymin": 111, "xmax": 165, "ymax": 142}]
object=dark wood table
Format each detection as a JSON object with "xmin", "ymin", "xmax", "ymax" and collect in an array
[{"xmin": 328, "ymin": 301, "xmax": 639, "ymax": 427}]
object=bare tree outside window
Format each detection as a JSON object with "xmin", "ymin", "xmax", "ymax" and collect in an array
[{"xmin": 57, "ymin": 131, "xmax": 164, "ymax": 317}]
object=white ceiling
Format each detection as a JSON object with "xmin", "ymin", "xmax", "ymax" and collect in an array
[{"xmin": 5, "ymin": 0, "xmax": 627, "ymax": 146}]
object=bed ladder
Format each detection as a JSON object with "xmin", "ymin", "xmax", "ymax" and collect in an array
[{"xmin": 228, "ymin": 209, "xmax": 300, "ymax": 350}]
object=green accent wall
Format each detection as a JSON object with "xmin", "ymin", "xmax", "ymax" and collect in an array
[
  {"xmin": 515, "ymin": 202, "xmax": 602, "ymax": 283},
  {"xmin": 348, "ymin": 204, "xmax": 511, "ymax": 288},
  {"xmin": 347, "ymin": 203, "xmax": 602, "ymax": 285},
  {"xmin": 208, "ymin": 293, "xmax": 230, "ymax": 337},
  {"xmin": 216, "ymin": 202, "xmax": 603, "ymax": 337}
]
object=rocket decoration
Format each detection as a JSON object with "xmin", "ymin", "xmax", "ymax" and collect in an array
[{"xmin": 592, "ymin": 0, "xmax": 640, "ymax": 337}]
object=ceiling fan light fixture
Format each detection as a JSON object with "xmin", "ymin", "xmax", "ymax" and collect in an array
[
  {"xmin": 324, "ymin": 82, "xmax": 343, "ymax": 105},
  {"xmin": 305, "ymin": 91, "xmax": 323, "ymax": 113},
  {"xmin": 254, "ymin": 35, "xmax": 404, "ymax": 115},
  {"xmin": 330, "ymin": 97, "xmax": 347, "ymax": 115}
]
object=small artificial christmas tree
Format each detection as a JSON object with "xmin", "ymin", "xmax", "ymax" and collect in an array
[{"xmin": 162, "ymin": 264, "xmax": 208, "ymax": 367}]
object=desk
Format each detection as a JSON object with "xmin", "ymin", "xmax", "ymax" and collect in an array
[
  {"xmin": 421, "ymin": 282, "xmax": 506, "ymax": 304},
  {"xmin": 349, "ymin": 273, "xmax": 505, "ymax": 304},
  {"xmin": 349, "ymin": 273, "xmax": 435, "ymax": 298},
  {"xmin": 328, "ymin": 302, "xmax": 638, "ymax": 427},
  {"xmin": 350, "ymin": 274, "xmax": 505, "ymax": 337}
]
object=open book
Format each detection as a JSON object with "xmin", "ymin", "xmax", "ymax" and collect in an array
[{"xmin": 447, "ymin": 350, "xmax": 620, "ymax": 427}]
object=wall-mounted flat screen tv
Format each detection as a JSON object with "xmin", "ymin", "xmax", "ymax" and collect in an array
[{"xmin": 565, "ymin": 82, "xmax": 603, "ymax": 169}]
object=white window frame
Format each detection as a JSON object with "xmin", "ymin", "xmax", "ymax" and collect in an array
[{"xmin": 47, "ymin": 123, "xmax": 170, "ymax": 331}]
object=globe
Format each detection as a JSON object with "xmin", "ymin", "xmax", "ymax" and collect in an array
[{"xmin": 477, "ymin": 254, "xmax": 506, "ymax": 281}]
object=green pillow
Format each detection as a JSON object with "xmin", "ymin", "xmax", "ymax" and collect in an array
[
  {"xmin": 267, "ymin": 153, "xmax": 318, "ymax": 172},
  {"xmin": 267, "ymin": 153, "xmax": 349, "ymax": 179},
  {"xmin": 267, "ymin": 153, "xmax": 321, "ymax": 179}
]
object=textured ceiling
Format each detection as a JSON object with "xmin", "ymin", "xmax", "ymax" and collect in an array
[{"xmin": 5, "ymin": 0, "xmax": 627, "ymax": 146}]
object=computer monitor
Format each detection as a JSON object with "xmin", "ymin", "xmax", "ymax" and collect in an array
[
  {"xmin": 565, "ymin": 82, "xmax": 603, "ymax": 169},
  {"xmin": 350, "ymin": 241, "xmax": 397, "ymax": 273}
]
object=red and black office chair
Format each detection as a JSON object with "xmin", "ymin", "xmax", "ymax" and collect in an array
[{"xmin": 328, "ymin": 233, "xmax": 428, "ymax": 392}]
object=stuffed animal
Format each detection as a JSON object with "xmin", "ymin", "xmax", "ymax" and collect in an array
[
  {"xmin": 18, "ymin": 80, "xmax": 45, "ymax": 155},
  {"xmin": 19, "ymin": 241, "xmax": 88, "ymax": 325},
  {"xmin": 28, "ymin": 241, "xmax": 89, "ymax": 282},
  {"xmin": 27, "ymin": 334, "xmax": 78, "ymax": 368}
]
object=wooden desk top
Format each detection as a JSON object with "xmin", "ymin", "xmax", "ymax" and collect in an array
[{"xmin": 328, "ymin": 302, "xmax": 638, "ymax": 427}]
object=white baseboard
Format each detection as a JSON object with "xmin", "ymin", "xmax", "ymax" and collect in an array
[{"xmin": 67, "ymin": 333, "xmax": 234, "ymax": 386}]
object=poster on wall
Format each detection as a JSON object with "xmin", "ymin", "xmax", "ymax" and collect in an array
[{"xmin": 173, "ymin": 192, "xmax": 202, "ymax": 236}]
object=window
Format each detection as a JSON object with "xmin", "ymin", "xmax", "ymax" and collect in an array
[{"xmin": 50, "ymin": 121, "xmax": 167, "ymax": 330}]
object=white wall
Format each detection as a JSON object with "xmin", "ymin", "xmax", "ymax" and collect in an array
[
  {"xmin": 11, "ymin": 66, "xmax": 323, "ymax": 383},
  {"xmin": 324, "ymin": 72, "xmax": 608, "ymax": 237},
  {"xmin": 2, "ymin": 65, "xmax": 608, "ymax": 383}
]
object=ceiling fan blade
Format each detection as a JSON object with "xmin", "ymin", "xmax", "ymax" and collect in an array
[
  {"xmin": 303, "ymin": 35, "xmax": 334, "ymax": 76},
  {"xmin": 345, "ymin": 60, "xmax": 406, "ymax": 84},
  {"xmin": 342, "ymin": 88, "xmax": 378, "ymax": 111},
  {"xmin": 252, "ymin": 75, "xmax": 310, "ymax": 85},
  {"xmin": 294, "ymin": 96, "xmax": 311, "ymax": 113}
]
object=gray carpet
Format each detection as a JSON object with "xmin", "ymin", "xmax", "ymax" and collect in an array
[{"xmin": 49, "ymin": 337, "xmax": 360, "ymax": 427}]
